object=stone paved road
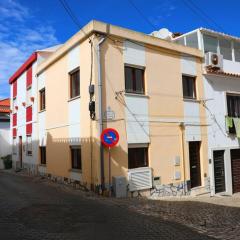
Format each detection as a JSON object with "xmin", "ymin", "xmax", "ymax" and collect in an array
[{"xmin": 0, "ymin": 171, "xmax": 214, "ymax": 240}]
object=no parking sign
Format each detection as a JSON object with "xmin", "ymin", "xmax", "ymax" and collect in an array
[{"xmin": 101, "ymin": 128, "xmax": 119, "ymax": 148}]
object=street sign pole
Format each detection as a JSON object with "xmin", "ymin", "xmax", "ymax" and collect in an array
[
  {"xmin": 100, "ymin": 128, "xmax": 119, "ymax": 197},
  {"xmin": 108, "ymin": 146, "xmax": 111, "ymax": 196}
]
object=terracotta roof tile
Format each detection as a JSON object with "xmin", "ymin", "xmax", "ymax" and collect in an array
[
  {"xmin": 206, "ymin": 68, "xmax": 240, "ymax": 78},
  {"xmin": 0, "ymin": 98, "xmax": 10, "ymax": 113}
]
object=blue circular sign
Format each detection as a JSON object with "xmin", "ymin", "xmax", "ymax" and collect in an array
[{"xmin": 101, "ymin": 128, "xmax": 119, "ymax": 147}]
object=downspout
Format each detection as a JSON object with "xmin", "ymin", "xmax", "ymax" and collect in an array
[
  {"xmin": 180, "ymin": 122, "xmax": 186, "ymax": 195},
  {"xmin": 97, "ymin": 36, "xmax": 106, "ymax": 192}
]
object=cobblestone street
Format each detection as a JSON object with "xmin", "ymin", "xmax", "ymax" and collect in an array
[{"xmin": 0, "ymin": 171, "xmax": 237, "ymax": 240}]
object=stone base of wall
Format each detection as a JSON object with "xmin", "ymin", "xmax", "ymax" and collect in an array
[
  {"xmin": 12, "ymin": 160, "xmax": 39, "ymax": 175},
  {"xmin": 38, "ymin": 171, "xmax": 89, "ymax": 192}
]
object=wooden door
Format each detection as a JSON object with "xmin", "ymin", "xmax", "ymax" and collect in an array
[{"xmin": 189, "ymin": 141, "xmax": 201, "ymax": 188}]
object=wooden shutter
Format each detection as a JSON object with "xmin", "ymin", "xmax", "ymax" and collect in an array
[
  {"xmin": 26, "ymin": 67, "xmax": 32, "ymax": 88},
  {"xmin": 26, "ymin": 106, "xmax": 32, "ymax": 122}
]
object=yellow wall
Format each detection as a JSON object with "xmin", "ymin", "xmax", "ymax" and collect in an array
[{"xmin": 40, "ymin": 29, "xmax": 208, "ymax": 189}]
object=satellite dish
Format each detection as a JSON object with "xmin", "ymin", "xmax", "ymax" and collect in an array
[{"xmin": 150, "ymin": 28, "xmax": 172, "ymax": 40}]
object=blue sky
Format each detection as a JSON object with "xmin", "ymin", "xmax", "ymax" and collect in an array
[{"xmin": 0, "ymin": 0, "xmax": 240, "ymax": 99}]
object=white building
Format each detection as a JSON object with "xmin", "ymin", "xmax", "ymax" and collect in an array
[
  {"xmin": 0, "ymin": 98, "xmax": 10, "ymax": 168},
  {"xmin": 173, "ymin": 28, "xmax": 240, "ymax": 195},
  {"xmin": 9, "ymin": 45, "xmax": 61, "ymax": 173}
]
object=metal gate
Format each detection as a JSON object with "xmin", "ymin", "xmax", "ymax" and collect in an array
[
  {"xmin": 213, "ymin": 150, "xmax": 225, "ymax": 193},
  {"xmin": 231, "ymin": 149, "xmax": 240, "ymax": 193}
]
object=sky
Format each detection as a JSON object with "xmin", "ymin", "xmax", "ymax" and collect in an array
[{"xmin": 0, "ymin": 0, "xmax": 240, "ymax": 99}]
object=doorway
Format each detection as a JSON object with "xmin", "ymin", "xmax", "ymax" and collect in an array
[
  {"xmin": 189, "ymin": 141, "xmax": 201, "ymax": 188},
  {"xmin": 19, "ymin": 136, "xmax": 23, "ymax": 168},
  {"xmin": 231, "ymin": 149, "xmax": 240, "ymax": 193},
  {"xmin": 213, "ymin": 150, "xmax": 225, "ymax": 193}
]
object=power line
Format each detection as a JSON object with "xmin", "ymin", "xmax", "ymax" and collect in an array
[
  {"xmin": 182, "ymin": 0, "xmax": 225, "ymax": 32},
  {"xmin": 187, "ymin": 0, "xmax": 225, "ymax": 32},
  {"xmin": 58, "ymin": 0, "xmax": 82, "ymax": 28},
  {"xmin": 58, "ymin": 0, "xmax": 92, "ymax": 43},
  {"xmin": 127, "ymin": 0, "xmax": 156, "ymax": 30}
]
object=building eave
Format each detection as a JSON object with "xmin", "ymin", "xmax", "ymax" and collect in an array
[
  {"xmin": 9, "ymin": 52, "xmax": 37, "ymax": 84},
  {"xmin": 36, "ymin": 20, "xmax": 203, "ymax": 76}
]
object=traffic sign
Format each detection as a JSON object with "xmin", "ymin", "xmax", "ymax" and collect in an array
[{"xmin": 101, "ymin": 128, "xmax": 119, "ymax": 148}]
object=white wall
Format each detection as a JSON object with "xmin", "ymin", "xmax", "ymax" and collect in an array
[
  {"xmin": 203, "ymin": 74, "xmax": 240, "ymax": 195},
  {"xmin": 123, "ymin": 40, "xmax": 149, "ymax": 144},
  {"xmin": 124, "ymin": 41, "xmax": 145, "ymax": 66},
  {"xmin": 0, "ymin": 122, "xmax": 11, "ymax": 158},
  {"xmin": 68, "ymin": 45, "xmax": 80, "ymax": 72},
  {"xmin": 181, "ymin": 56, "xmax": 202, "ymax": 142},
  {"xmin": 125, "ymin": 95, "xmax": 150, "ymax": 144},
  {"xmin": 68, "ymin": 99, "xmax": 81, "ymax": 144},
  {"xmin": 223, "ymin": 59, "xmax": 240, "ymax": 75},
  {"xmin": 38, "ymin": 73, "xmax": 46, "ymax": 147},
  {"xmin": 12, "ymin": 61, "xmax": 39, "ymax": 167}
]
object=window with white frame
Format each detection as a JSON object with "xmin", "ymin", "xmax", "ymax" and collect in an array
[
  {"xmin": 219, "ymin": 38, "xmax": 232, "ymax": 60},
  {"xmin": 70, "ymin": 146, "xmax": 81, "ymax": 170},
  {"xmin": 185, "ymin": 32, "xmax": 199, "ymax": 49},
  {"xmin": 203, "ymin": 35, "xmax": 218, "ymax": 53},
  {"xmin": 26, "ymin": 135, "xmax": 32, "ymax": 156},
  {"xmin": 234, "ymin": 41, "xmax": 240, "ymax": 62},
  {"xmin": 175, "ymin": 37, "xmax": 185, "ymax": 46}
]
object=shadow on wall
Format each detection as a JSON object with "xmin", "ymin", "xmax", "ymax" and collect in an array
[
  {"xmin": 0, "ymin": 130, "xmax": 11, "ymax": 159},
  {"xmin": 46, "ymin": 133, "xmax": 128, "ymax": 190}
]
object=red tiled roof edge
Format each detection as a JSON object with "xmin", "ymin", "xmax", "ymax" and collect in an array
[
  {"xmin": 206, "ymin": 68, "xmax": 240, "ymax": 78},
  {"xmin": 0, "ymin": 98, "xmax": 10, "ymax": 113},
  {"xmin": 9, "ymin": 52, "xmax": 37, "ymax": 84},
  {"xmin": 0, "ymin": 98, "xmax": 10, "ymax": 107}
]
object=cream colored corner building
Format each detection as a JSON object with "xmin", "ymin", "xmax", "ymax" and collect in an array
[{"xmin": 34, "ymin": 21, "xmax": 208, "ymax": 195}]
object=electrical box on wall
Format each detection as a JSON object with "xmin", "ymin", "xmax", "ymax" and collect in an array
[
  {"xmin": 174, "ymin": 171, "xmax": 181, "ymax": 180},
  {"xmin": 174, "ymin": 156, "xmax": 180, "ymax": 166}
]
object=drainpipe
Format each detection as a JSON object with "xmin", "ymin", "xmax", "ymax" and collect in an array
[
  {"xmin": 97, "ymin": 36, "xmax": 106, "ymax": 192},
  {"xmin": 180, "ymin": 122, "xmax": 186, "ymax": 195}
]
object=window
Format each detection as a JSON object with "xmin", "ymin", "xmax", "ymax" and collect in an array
[
  {"xmin": 13, "ymin": 138, "xmax": 17, "ymax": 155},
  {"xmin": 227, "ymin": 94, "xmax": 240, "ymax": 118},
  {"xmin": 26, "ymin": 135, "xmax": 32, "ymax": 156},
  {"xmin": 234, "ymin": 41, "xmax": 240, "ymax": 62},
  {"xmin": 13, "ymin": 81, "xmax": 17, "ymax": 98},
  {"xmin": 125, "ymin": 66, "xmax": 145, "ymax": 94},
  {"xmin": 70, "ymin": 69, "xmax": 80, "ymax": 99},
  {"xmin": 13, "ymin": 113, "xmax": 17, "ymax": 127},
  {"xmin": 128, "ymin": 147, "xmax": 148, "ymax": 169},
  {"xmin": 219, "ymin": 38, "xmax": 232, "ymax": 60},
  {"xmin": 227, "ymin": 94, "xmax": 240, "ymax": 134},
  {"xmin": 70, "ymin": 146, "xmax": 81, "ymax": 170},
  {"xmin": 40, "ymin": 147, "xmax": 46, "ymax": 165},
  {"xmin": 26, "ymin": 106, "xmax": 32, "ymax": 123},
  {"xmin": 175, "ymin": 37, "xmax": 185, "ymax": 46},
  {"xmin": 39, "ymin": 88, "xmax": 45, "ymax": 111},
  {"xmin": 26, "ymin": 66, "xmax": 32, "ymax": 89},
  {"xmin": 203, "ymin": 35, "xmax": 218, "ymax": 53},
  {"xmin": 185, "ymin": 32, "xmax": 199, "ymax": 49},
  {"xmin": 182, "ymin": 75, "xmax": 196, "ymax": 99}
]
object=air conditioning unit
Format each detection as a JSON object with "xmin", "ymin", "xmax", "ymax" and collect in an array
[
  {"xmin": 205, "ymin": 52, "xmax": 223, "ymax": 70},
  {"xmin": 128, "ymin": 167, "xmax": 153, "ymax": 192}
]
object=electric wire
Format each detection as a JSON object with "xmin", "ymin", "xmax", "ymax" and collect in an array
[{"xmin": 182, "ymin": 0, "xmax": 225, "ymax": 32}]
